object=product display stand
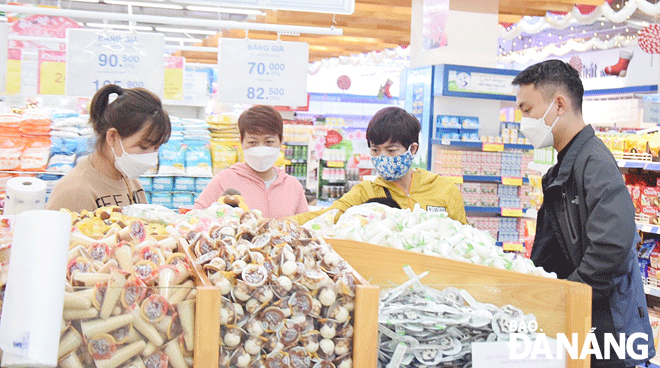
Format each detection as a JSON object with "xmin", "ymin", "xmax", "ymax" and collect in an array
[{"xmin": 328, "ymin": 238, "xmax": 593, "ymax": 368}]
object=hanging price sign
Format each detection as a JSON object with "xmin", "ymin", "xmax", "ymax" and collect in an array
[
  {"xmin": 6, "ymin": 48, "xmax": 21, "ymax": 95},
  {"xmin": 219, "ymin": 38, "xmax": 308, "ymax": 106},
  {"xmin": 66, "ymin": 29, "xmax": 164, "ymax": 97},
  {"xmin": 164, "ymin": 56, "xmax": 184, "ymax": 100},
  {"xmin": 38, "ymin": 50, "xmax": 66, "ymax": 95}
]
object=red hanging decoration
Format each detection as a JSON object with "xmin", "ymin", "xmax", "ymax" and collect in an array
[
  {"xmin": 569, "ymin": 56, "xmax": 583, "ymax": 73},
  {"xmin": 639, "ymin": 24, "xmax": 660, "ymax": 54},
  {"xmin": 337, "ymin": 75, "xmax": 351, "ymax": 91}
]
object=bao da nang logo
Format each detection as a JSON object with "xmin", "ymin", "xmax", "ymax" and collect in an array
[{"xmin": 507, "ymin": 320, "xmax": 650, "ymax": 360}]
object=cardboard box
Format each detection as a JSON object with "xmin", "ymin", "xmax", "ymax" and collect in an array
[
  {"xmin": 642, "ymin": 206, "xmax": 658, "ymax": 224},
  {"xmin": 642, "ymin": 187, "xmax": 659, "ymax": 207}
]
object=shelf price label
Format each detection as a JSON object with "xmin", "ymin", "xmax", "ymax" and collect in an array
[
  {"xmin": 38, "ymin": 50, "xmax": 66, "ymax": 95},
  {"xmin": 483, "ymin": 143, "xmax": 504, "ymax": 152},
  {"xmin": 445, "ymin": 176, "xmax": 463, "ymax": 184},
  {"xmin": 501, "ymin": 208, "xmax": 523, "ymax": 217},
  {"xmin": 164, "ymin": 56, "xmax": 184, "ymax": 100},
  {"xmin": 6, "ymin": 48, "xmax": 21, "ymax": 95},
  {"xmin": 502, "ymin": 177, "xmax": 523, "ymax": 186},
  {"xmin": 66, "ymin": 29, "xmax": 164, "ymax": 97},
  {"xmin": 219, "ymin": 38, "xmax": 309, "ymax": 106},
  {"xmin": 502, "ymin": 242, "xmax": 524, "ymax": 252}
]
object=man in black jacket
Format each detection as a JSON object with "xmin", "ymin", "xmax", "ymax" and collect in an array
[{"xmin": 513, "ymin": 60, "xmax": 655, "ymax": 368}]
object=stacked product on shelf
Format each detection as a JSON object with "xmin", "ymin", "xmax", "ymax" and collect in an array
[
  {"xmin": 319, "ymin": 148, "xmax": 347, "ymax": 200},
  {"xmin": 145, "ymin": 117, "xmax": 214, "ymax": 210},
  {"xmin": 0, "ymin": 109, "xmax": 97, "ymax": 199},
  {"xmin": 207, "ymin": 113, "xmax": 241, "ymax": 175},
  {"xmin": 435, "ymin": 115, "xmax": 480, "ymax": 142},
  {"xmin": 433, "ymin": 149, "xmax": 535, "ymax": 178},
  {"xmin": 283, "ymin": 121, "xmax": 314, "ymax": 186},
  {"xmin": 626, "ymin": 173, "xmax": 660, "ymax": 224},
  {"xmin": 284, "ymin": 144, "xmax": 308, "ymax": 180}
]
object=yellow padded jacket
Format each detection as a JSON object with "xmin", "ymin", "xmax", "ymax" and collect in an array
[{"xmin": 290, "ymin": 168, "xmax": 467, "ymax": 225}]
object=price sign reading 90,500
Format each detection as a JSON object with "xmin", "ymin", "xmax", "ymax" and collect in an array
[
  {"xmin": 93, "ymin": 79, "xmax": 145, "ymax": 91},
  {"xmin": 98, "ymin": 54, "xmax": 141, "ymax": 69},
  {"xmin": 246, "ymin": 87, "xmax": 285, "ymax": 101}
]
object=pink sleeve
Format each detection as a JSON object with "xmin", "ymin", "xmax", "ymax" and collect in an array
[
  {"xmin": 193, "ymin": 174, "xmax": 224, "ymax": 209},
  {"xmin": 295, "ymin": 181, "xmax": 309, "ymax": 214}
]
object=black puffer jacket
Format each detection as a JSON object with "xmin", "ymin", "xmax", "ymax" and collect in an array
[{"xmin": 532, "ymin": 125, "xmax": 655, "ymax": 367}]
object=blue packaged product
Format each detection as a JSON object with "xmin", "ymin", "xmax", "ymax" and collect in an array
[
  {"xmin": 639, "ymin": 239, "xmax": 657, "ymax": 279},
  {"xmin": 158, "ymin": 139, "xmax": 186, "ymax": 175},
  {"xmin": 139, "ymin": 177, "xmax": 153, "ymax": 192},
  {"xmin": 172, "ymin": 193, "xmax": 194, "ymax": 208},
  {"xmin": 195, "ymin": 177, "xmax": 212, "ymax": 192},
  {"xmin": 185, "ymin": 141, "xmax": 213, "ymax": 176},
  {"xmin": 151, "ymin": 192, "xmax": 173, "ymax": 209},
  {"xmin": 174, "ymin": 177, "xmax": 196, "ymax": 191},
  {"xmin": 153, "ymin": 176, "xmax": 174, "ymax": 191}
]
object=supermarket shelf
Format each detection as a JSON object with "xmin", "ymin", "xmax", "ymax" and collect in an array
[
  {"xmin": 431, "ymin": 139, "xmax": 534, "ymax": 151},
  {"xmin": 0, "ymin": 170, "xmax": 66, "ymax": 176},
  {"xmin": 644, "ymin": 284, "xmax": 660, "ymax": 298},
  {"xmin": 465, "ymin": 206, "xmax": 529, "ymax": 217},
  {"xmin": 528, "ymin": 162, "xmax": 553, "ymax": 173},
  {"xmin": 285, "ymin": 159, "xmax": 306, "ymax": 164},
  {"xmin": 616, "ymin": 159, "xmax": 660, "ymax": 171},
  {"xmin": 462, "ymin": 175, "xmax": 529, "ymax": 185},
  {"xmin": 291, "ymin": 176, "xmax": 307, "ymax": 180},
  {"xmin": 283, "ymin": 142, "xmax": 308, "ymax": 146},
  {"xmin": 142, "ymin": 173, "xmax": 213, "ymax": 178},
  {"xmin": 617, "ymin": 160, "xmax": 648, "ymax": 169},
  {"xmin": 465, "ymin": 206, "xmax": 500, "ymax": 214},
  {"xmin": 637, "ymin": 223, "xmax": 660, "ymax": 234}
]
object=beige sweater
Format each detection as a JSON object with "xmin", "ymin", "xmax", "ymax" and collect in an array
[{"xmin": 46, "ymin": 155, "xmax": 147, "ymax": 213}]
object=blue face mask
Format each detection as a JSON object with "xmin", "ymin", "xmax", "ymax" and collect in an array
[{"xmin": 372, "ymin": 146, "xmax": 414, "ymax": 181}]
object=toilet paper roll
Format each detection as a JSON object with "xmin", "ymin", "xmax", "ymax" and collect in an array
[
  {"xmin": 4, "ymin": 177, "xmax": 47, "ymax": 216},
  {"xmin": 0, "ymin": 210, "xmax": 71, "ymax": 367}
]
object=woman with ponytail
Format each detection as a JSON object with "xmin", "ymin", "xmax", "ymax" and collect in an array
[{"xmin": 47, "ymin": 84, "xmax": 171, "ymax": 212}]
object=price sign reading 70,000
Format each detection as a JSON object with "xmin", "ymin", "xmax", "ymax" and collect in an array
[
  {"xmin": 219, "ymin": 39, "xmax": 309, "ymax": 106},
  {"xmin": 66, "ymin": 29, "xmax": 164, "ymax": 97}
]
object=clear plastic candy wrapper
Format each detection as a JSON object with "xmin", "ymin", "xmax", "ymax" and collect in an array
[
  {"xmin": 378, "ymin": 267, "xmax": 538, "ymax": 368},
  {"xmin": 304, "ymin": 203, "xmax": 555, "ymax": 278}
]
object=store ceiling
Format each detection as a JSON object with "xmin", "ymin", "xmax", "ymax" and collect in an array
[{"xmin": 7, "ymin": 0, "xmax": 652, "ymax": 63}]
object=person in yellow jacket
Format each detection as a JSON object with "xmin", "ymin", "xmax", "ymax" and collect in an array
[{"xmin": 291, "ymin": 106, "xmax": 467, "ymax": 225}]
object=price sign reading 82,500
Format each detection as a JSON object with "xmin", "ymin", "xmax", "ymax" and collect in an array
[
  {"xmin": 219, "ymin": 39, "xmax": 309, "ymax": 106},
  {"xmin": 66, "ymin": 29, "xmax": 164, "ymax": 97}
]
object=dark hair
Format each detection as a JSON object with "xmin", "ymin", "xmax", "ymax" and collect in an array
[
  {"xmin": 511, "ymin": 59, "xmax": 584, "ymax": 114},
  {"xmin": 238, "ymin": 105, "xmax": 283, "ymax": 141},
  {"xmin": 366, "ymin": 107, "xmax": 420, "ymax": 148},
  {"xmin": 90, "ymin": 84, "xmax": 171, "ymax": 150}
]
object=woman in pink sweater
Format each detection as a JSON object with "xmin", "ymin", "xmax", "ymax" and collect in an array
[{"xmin": 194, "ymin": 106, "xmax": 308, "ymax": 218}]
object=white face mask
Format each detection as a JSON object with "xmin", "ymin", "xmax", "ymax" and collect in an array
[
  {"xmin": 243, "ymin": 146, "xmax": 280, "ymax": 172},
  {"xmin": 520, "ymin": 100, "xmax": 561, "ymax": 149},
  {"xmin": 111, "ymin": 140, "xmax": 159, "ymax": 179}
]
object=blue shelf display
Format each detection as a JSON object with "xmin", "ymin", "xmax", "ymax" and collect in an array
[
  {"xmin": 461, "ymin": 175, "xmax": 530, "ymax": 184},
  {"xmin": 431, "ymin": 139, "xmax": 534, "ymax": 151},
  {"xmin": 618, "ymin": 160, "xmax": 660, "ymax": 171}
]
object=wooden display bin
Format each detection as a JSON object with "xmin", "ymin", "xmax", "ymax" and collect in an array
[
  {"xmin": 181, "ymin": 239, "xmax": 380, "ymax": 368},
  {"xmin": 327, "ymin": 238, "xmax": 593, "ymax": 368}
]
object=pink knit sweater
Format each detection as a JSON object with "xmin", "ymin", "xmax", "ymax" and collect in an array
[{"xmin": 193, "ymin": 162, "xmax": 309, "ymax": 219}]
